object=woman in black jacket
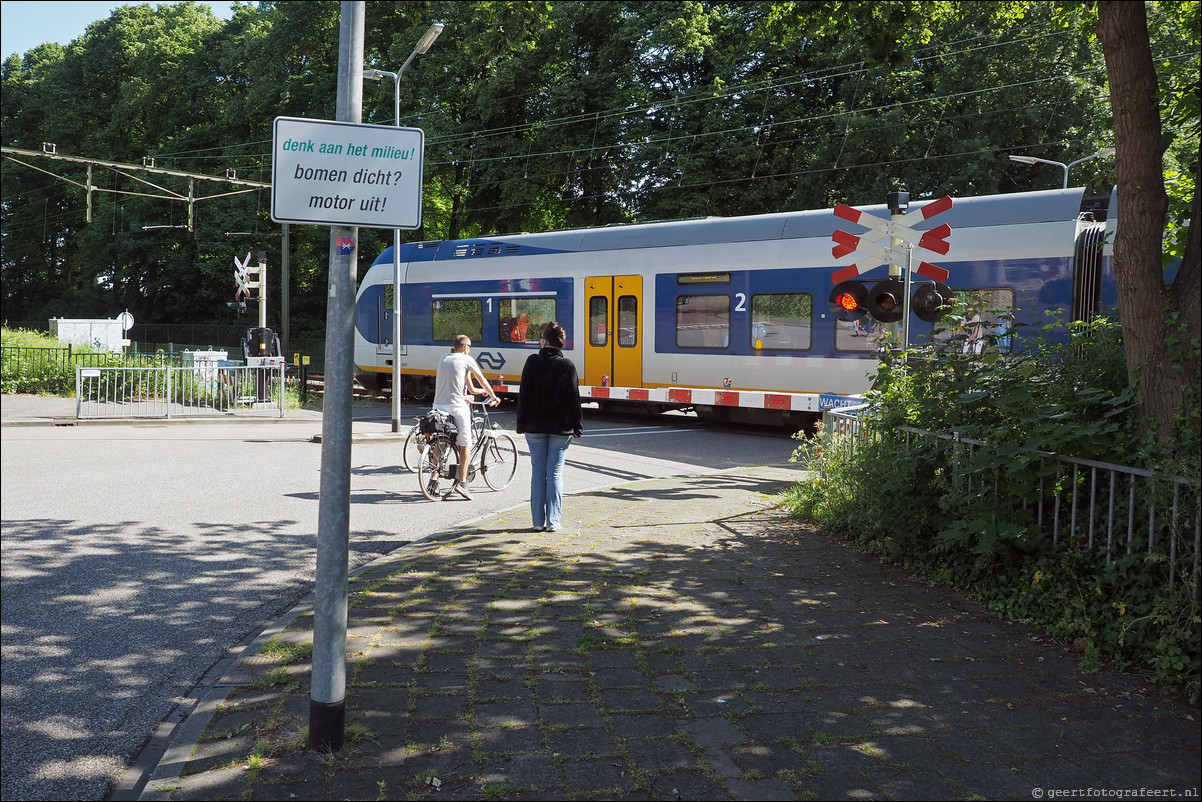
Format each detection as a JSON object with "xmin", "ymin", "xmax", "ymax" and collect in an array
[{"xmin": 515, "ymin": 322, "xmax": 583, "ymax": 532}]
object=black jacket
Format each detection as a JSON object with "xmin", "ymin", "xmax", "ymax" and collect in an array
[{"xmin": 515, "ymin": 347, "xmax": 584, "ymax": 436}]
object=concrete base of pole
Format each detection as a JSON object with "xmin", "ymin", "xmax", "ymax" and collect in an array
[{"xmin": 308, "ymin": 699, "xmax": 346, "ymax": 752}]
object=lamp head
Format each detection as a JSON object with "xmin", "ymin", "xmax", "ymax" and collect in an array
[
  {"xmin": 414, "ymin": 23, "xmax": 444, "ymax": 54},
  {"xmin": 1097, "ymin": 147, "xmax": 1116, "ymax": 159},
  {"xmin": 1009, "ymin": 155, "xmax": 1038, "ymax": 165},
  {"xmin": 363, "ymin": 69, "xmax": 386, "ymax": 81}
]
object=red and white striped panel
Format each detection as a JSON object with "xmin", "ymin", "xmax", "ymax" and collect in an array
[{"xmin": 489, "ymin": 383, "xmax": 860, "ymax": 413}]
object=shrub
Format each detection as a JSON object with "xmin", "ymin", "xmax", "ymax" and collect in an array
[{"xmin": 785, "ymin": 314, "xmax": 1201, "ymax": 703}]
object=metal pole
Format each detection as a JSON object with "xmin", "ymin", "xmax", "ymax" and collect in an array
[
  {"xmin": 391, "ymin": 74, "xmax": 403, "ymax": 433},
  {"xmin": 257, "ymin": 251, "xmax": 268, "ymax": 331},
  {"xmin": 310, "ymin": 0, "xmax": 364, "ymax": 754},
  {"xmin": 902, "ymin": 244, "xmax": 913, "ymax": 351},
  {"xmin": 886, "ymin": 191, "xmax": 909, "ymax": 343},
  {"xmin": 282, "ymin": 223, "xmax": 291, "ymax": 358}
]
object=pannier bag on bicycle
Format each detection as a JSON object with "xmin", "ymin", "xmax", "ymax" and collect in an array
[{"xmin": 419, "ymin": 409, "xmax": 458, "ymax": 438}]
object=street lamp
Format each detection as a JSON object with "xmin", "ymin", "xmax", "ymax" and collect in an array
[
  {"xmin": 364, "ymin": 22, "xmax": 444, "ymax": 433},
  {"xmin": 1008, "ymin": 147, "xmax": 1116, "ymax": 189}
]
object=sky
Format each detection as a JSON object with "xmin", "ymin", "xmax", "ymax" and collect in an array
[{"xmin": 0, "ymin": 0, "xmax": 236, "ymax": 60}]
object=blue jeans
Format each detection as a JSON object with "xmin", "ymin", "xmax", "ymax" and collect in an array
[{"xmin": 525, "ymin": 433, "xmax": 572, "ymax": 529}]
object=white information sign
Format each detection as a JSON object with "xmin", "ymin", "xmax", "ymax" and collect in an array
[{"xmin": 271, "ymin": 116, "xmax": 425, "ymax": 229}]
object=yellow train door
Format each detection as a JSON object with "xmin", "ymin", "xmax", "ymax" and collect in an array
[{"xmin": 584, "ymin": 275, "xmax": 642, "ymax": 388}]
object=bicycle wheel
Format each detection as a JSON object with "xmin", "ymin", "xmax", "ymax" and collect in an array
[
  {"xmin": 481, "ymin": 432, "xmax": 518, "ymax": 491},
  {"xmin": 418, "ymin": 435, "xmax": 453, "ymax": 500},
  {"xmin": 401, "ymin": 423, "xmax": 424, "ymax": 473}
]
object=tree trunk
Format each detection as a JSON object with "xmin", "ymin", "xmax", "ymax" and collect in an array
[{"xmin": 1096, "ymin": 1, "xmax": 1200, "ymax": 449}]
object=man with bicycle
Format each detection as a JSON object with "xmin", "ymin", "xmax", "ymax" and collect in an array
[{"xmin": 433, "ymin": 335, "xmax": 499, "ymax": 499}]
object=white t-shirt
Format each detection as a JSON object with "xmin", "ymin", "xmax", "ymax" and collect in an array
[{"xmin": 433, "ymin": 351, "xmax": 481, "ymax": 410}]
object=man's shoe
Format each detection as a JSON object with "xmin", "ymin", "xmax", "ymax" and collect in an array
[{"xmin": 453, "ymin": 481, "xmax": 473, "ymax": 500}]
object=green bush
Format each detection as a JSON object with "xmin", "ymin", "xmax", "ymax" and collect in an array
[
  {"xmin": 784, "ymin": 313, "xmax": 1201, "ymax": 703},
  {"xmin": 0, "ymin": 327, "xmax": 99, "ymax": 395}
]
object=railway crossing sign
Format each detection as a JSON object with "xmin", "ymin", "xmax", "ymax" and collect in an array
[
  {"xmin": 829, "ymin": 193, "xmax": 957, "ymax": 333},
  {"xmin": 831, "ymin": 195, "xmax": 954, "ymax": 283},
  {"xmin": 234, "ymin": 252, "xmax": 252, "ymax": 300}
]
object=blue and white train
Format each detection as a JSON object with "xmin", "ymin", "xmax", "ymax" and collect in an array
[{"xmin": 353, "ymin": 187, "xmax": 1115, "ymax": 427}]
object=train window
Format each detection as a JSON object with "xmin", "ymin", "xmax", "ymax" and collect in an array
[
  {"xmin": 932, "ymin": 288, "xmax": 1016, "ymax": 354},
  {"xmin": 834, "ymin": 317, "xmax": 887, "ymax": 352},
  {"xmin": 589, "ymin": 297, "xmax": 608, "ymax": 347},
  {"xmin": 498, "ymin": 297, "xmax": 557, "ymax": 344},
  {"xmin": 750, "ymin": 293, "xmax": 811, "ymax": 351},
  {"xmin": 676, "ymin": 295, "xmax": 730, "ymax": 349},
  {"xmin": 384, "ymin": 285, "xmax": 395, "ymax": 312},
  {"xmin": 432, "ymin": 298, "xmax": 483, "ymax": 343},
  {"xmin": 617, "ymin": 296, "xmax": 638, "ymax": 348}
]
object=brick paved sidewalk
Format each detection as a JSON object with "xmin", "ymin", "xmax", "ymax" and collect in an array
[{"xmin": 141, "ymin": 466, "xmax": 1200, "ymax": 801}]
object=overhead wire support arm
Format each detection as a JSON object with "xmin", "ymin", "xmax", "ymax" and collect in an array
[
  {"xmin": 1, "ymin": 144, "xmax": 271, "ymax": 231},
  {"xmin": 0, "ymin": 145, "xmax": 271, "ymax": 187}
]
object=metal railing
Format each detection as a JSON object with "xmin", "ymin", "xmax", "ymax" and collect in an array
[
  {"xmin": 822, "ymin": 406, "xmax": 1202, "ymax": 600},
  {"xmin": 2, "ymin": 345, "xmax": 186, "ymax": 394},
  {"xmin": 75, "ymin": 363, "xmax": 285, "ymax": 419}
]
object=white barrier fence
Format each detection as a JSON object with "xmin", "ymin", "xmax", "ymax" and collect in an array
[{"xmin": 75, "ymin": 363, "xmax": 286, "ymax": 419}]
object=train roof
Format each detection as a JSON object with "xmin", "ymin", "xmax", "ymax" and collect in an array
[{"xmin": 375, "ymin": 187, "xmax": 1087, "ymax": 266}]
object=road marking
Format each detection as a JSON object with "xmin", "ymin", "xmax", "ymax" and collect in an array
[{"xmin": 583, "ymin": 426, "xmax": 699, "ymax": 438}]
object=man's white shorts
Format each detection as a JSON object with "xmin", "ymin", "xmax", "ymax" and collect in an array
[{"xmin": 435, "ymin": 404, "xmax": 472, "ymax": 449}]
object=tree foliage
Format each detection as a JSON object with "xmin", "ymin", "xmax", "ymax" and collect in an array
[{"xmin": 2, "ymin": 1, "xmax": 1197, "ymax": 442}]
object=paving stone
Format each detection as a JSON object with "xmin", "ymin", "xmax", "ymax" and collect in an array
[
  {"xmin": 641, "ymin": 770, "xmax": 728, "ymax": 801},
  {"xmin": 476, "ymin": 698, "xmax": 539, "ymax": 728},
  {"xmin": 540, "ymin": 702, "xmax": 607, "ymax": 728},
  {"xmin": 147, "ymin": 466, "xmax": 1200, "ymax": 802},
  {"xmin": 722, "ymin": 777, "xmax": 801, "ymax": 801},
  {"xmin": 170, "ymin": 765, "xmax": 250, "ymax": 801},
  {"xmin": 681, "ymin": 717, "xmax": 747, "ymax": 748},
  {"xmin": 622, "ymin": 738, "xmax": 695, "ymax": 773},
  {"xmin": 475, "ymin": 724, "xmax": 546, "ymax": 754},
  {"xmin": 409, "ymin": 691, "xmax": 469, "ymax": 719},
  {"xmin": 544, "ymin": 726, "xmax": 620, "ymax": 759},
  {"xmin": 607, "ymin": 712, "xmax": 686, "ymax": 739},
  {"xmin": 558, "ymin": 757, "xmax": 637, "ymax": 794},
  {"xmin": 481, "ymin": 752, "xmax": 562, "ymax": 788},
  {"xmin": 599, "ymin": 687, "xmax": 664, "ymax": 712}
]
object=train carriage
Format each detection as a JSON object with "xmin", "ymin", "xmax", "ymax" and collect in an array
[{"xmin": 354, "ymin": 187, "xmax": 1115, "ymax": 427}]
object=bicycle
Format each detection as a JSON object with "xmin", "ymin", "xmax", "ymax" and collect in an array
[
  {"xmin": 401, "ymin": 416, "xmax": 424, "ymax": 473},
  {"xmin": 417, "ymin": 399, "xmax": 518, "ymax": 500}
]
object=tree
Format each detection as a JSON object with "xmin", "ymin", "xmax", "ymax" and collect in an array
[{"xmin": 1096, "ymin": 1, "xmax": 1200, "ymax": 455}]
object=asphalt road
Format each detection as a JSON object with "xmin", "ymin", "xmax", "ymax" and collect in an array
[{"xmin": 0, "ymin": 405, "xmax": 801, "ymax": 801}]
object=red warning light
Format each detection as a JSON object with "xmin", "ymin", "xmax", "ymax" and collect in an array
[{"xmin": 836, "ymin": 292, "xmax": 861, "ymax": 312}]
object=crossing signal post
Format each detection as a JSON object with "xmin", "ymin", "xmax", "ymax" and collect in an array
[
  {"xmin": 229, "ymin": 251, "xmax": 269, "ymax": 329},
  {"xmin": 830, "ymin": 190, "xmax": 955, "ymax": 348}
]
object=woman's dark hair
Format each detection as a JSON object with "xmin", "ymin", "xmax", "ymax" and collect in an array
[{"xmin": 542, "ymin": 321, "xmax": 566, "ymax": 349}]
